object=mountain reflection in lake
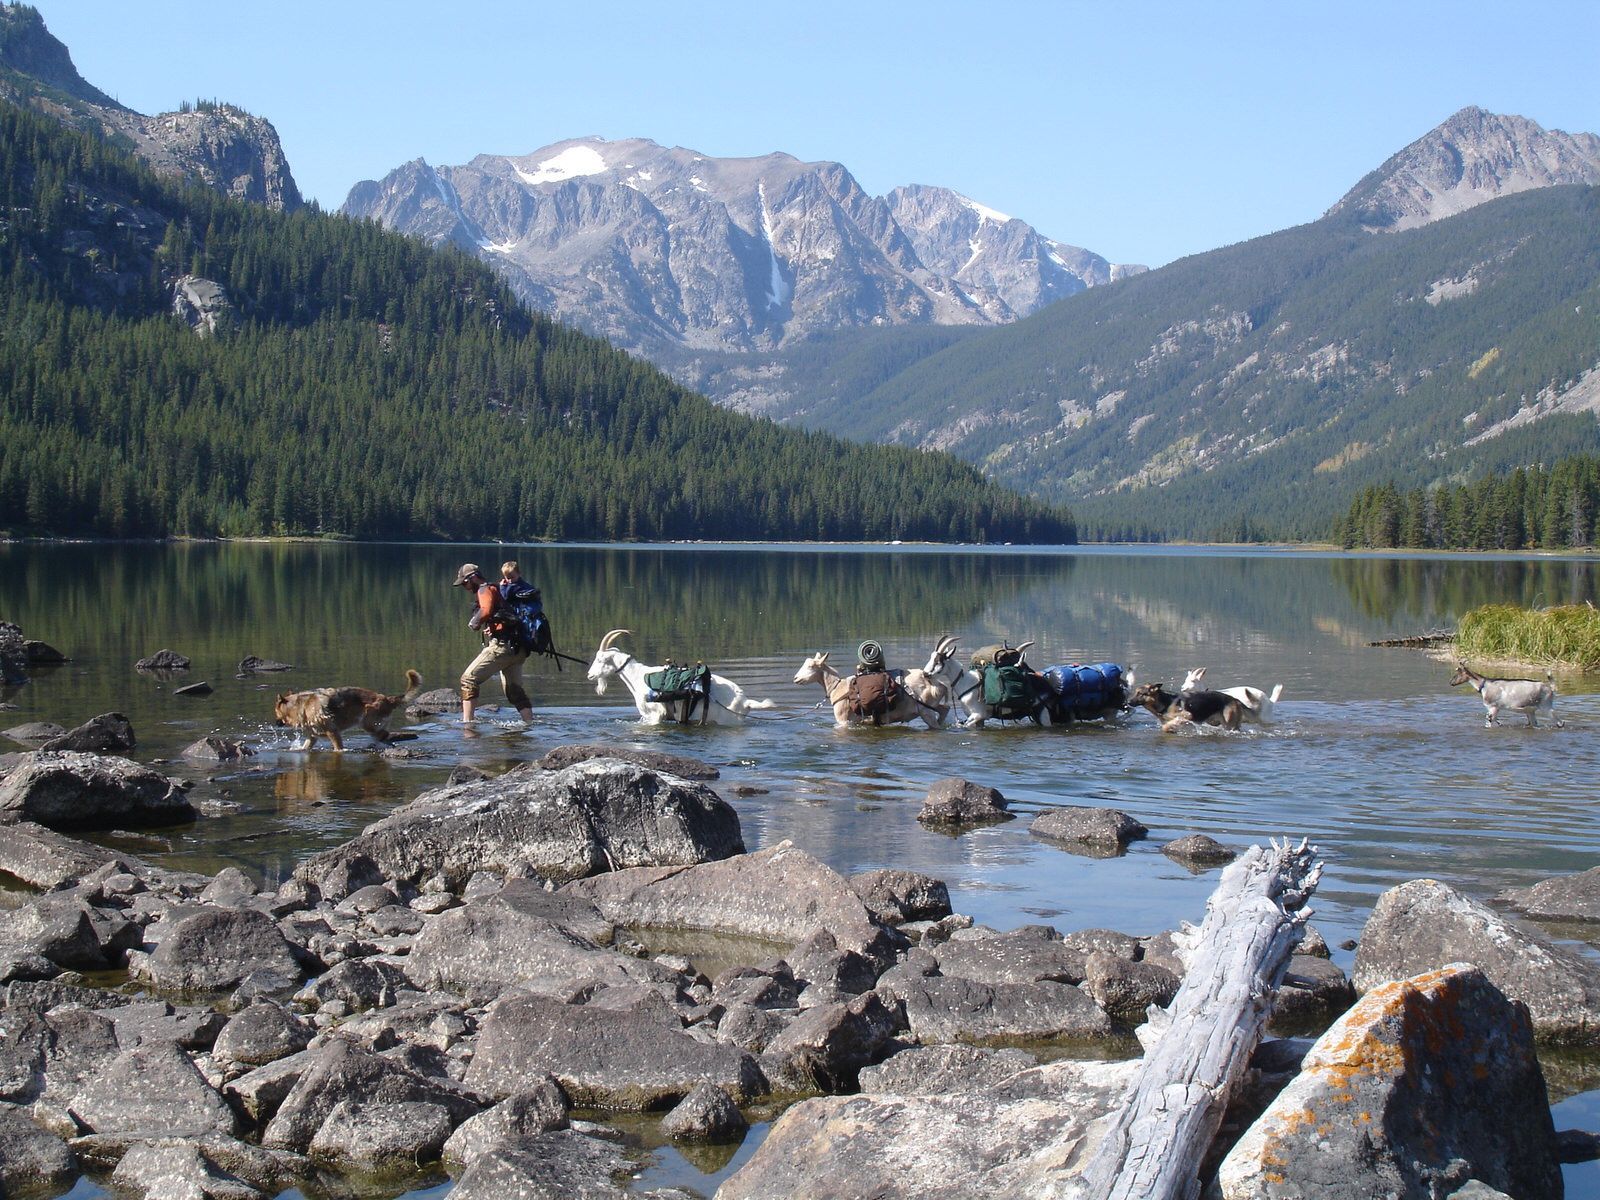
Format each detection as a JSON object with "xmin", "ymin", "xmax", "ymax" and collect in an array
[{"xmin": 5, "ymin": 542, "xmax": 1600, "ymax": 1195}]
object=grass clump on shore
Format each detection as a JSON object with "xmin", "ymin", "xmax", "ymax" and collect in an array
[{"xmin": 1456, "ymin": 603, "xmax": 1600, "ymax": 670}]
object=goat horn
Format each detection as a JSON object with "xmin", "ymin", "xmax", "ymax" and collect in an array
[
  {"xmin": 599, "ymin": 629, "xmax": 632, "ymax": 652},
  {"xmin": 937, "ymin": 634, "xmax": 960, "ymax": 655},
  {"xmin": 1017, "ymin": 640, "xmax": 1035, "ymax": 655}
]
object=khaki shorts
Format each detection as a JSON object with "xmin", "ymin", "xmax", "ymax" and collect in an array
[{"xmin": 460, "ymin": 638, "xmax": 531, "ymax": 710}]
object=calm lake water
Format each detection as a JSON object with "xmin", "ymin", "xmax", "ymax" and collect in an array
[{"xmin": 5, "ymin": 540, "xmax": 1600, "ymax": 1198}]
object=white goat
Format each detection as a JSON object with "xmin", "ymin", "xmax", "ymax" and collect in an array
[
  {"xmin": 922, "ymin": 635, "xmax": 1051, "ymax": 728},
  {"xmin": 1181, "ymin": 667, "xmax": 1284, "ymax": 725},
  {"xmin": 586, "ymin": 630, "xmax": 776, "ymax": 726},
  {"xmin": 792, "ymin": 652, "xmax": 950, "ymax": 729},
  {"xmin": 1449, "ymin": 662, "xmax": 1561, "ymax": 728}
]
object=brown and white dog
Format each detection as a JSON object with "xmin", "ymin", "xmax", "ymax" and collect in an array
[
  {"xmin": 1129, "ymin": 681, "xmax": 1243, "ymax": 732},
  {"xmin": 274, "ymin": 669, "xmax": 422, "ymax": 750}
]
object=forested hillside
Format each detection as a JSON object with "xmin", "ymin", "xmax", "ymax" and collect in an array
[
  {"xmin": 748, "ymin": 186, "xmax": 1600, "ymax": 541},
  {"xmin": 0, "ymin": 102, "xmax": 1073, "ymax": 543},
  {"xmin": 1335, "ymin": 454, "xmax": 1600, "ymax": 550}
]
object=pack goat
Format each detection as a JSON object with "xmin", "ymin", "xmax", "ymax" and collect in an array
[
  {"xmin": 1181, "ymin": 667, "xmax": 1284, "ymax": 725},
  {"xmin": 1449, "ymin": 661, "xmax": 1561, "ymax": 728},
  {"xmin": 922, "ymin": 635, "xmax": 1052, "ymax": 727},
  {"xmin": 1129, "ymin": 682, "xmax": 1244, "ymax": 732},
  {"xmin": 792, "ymin": 652, "xmax": 950, "ymax": 729},
  {"xmin": 586, "ymin": 630, "xmax": 776, "ymax": 726}
]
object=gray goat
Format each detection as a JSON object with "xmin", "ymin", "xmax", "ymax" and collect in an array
[{"xmin": 1449, "ymin": 661, "xmax": 1561, "ymax": 728}]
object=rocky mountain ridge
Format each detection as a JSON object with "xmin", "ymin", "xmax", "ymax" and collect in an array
[
  {"xmin": 0, "ymin": 3, "xmax": 301, "ymax": 210},
  {"xmin": 1328, "ymin": 105, "xmax": 1600, "ymax": 232},
  {"xmin": 341, "ymin": 136, "xmax": 1139, "ymax": 355}
]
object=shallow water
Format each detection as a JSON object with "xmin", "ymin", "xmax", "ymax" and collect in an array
[{"xmin": 5, "ymin": 541, "xmax": 1600, "ymax": 1197}]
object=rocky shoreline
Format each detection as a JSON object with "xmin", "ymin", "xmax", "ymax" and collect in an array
[{"xmin": 0, "ymin": 735, "xmax": 1597, "ymax": 1198}]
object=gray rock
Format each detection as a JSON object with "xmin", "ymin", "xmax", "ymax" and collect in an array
[
  {"xmin": 1061, "ymin": 928, "xmax": 1141, "ymax": 960},
  {"xmin": 917, "ymin": 778, "xmax": 1012, "ymax": 827},
  {"xmin": 236, "ymin": 656, "xmax": 293, "ymax": 674},
  {"xmin": 1162, "ymin": 833, "xmax": 1236, "ymax": 866},
  {"xmin": 223, "ymin": 1050, "xmax": 313, "ymax": 1123},
  {"xmin": 69, "ymin": 1040, "xmax": 237, "ymax": 1137},
  {"xmin": 406, "ymin": 687, "xmax": 462, "ymax": 716},
  {"xmin": 200, "ymin": 867, "xmax": 259, "ymax": 907},
  {"xmin": 183, "ymin": 736, "xmax": 253, "ymax": 761},
  {"xmin": 1217, "ymin": 964, "xmax": 1561, "ymax": 1200},
  {"xmin": 0, "ymin": 751, "xmax": 195, "ymax": 830},
  {"xmin": 39, "ymin": 713, "xmax": 135, "ymax": 754},
  {"xmin": 365, "ymin": 903, "xmax": 424, "ymax": 937},
  {"xmin": 1080, "ymin": 950, "xmax": 1180, "ymax": 1025},
  {"xmin": 262, "ymin": 1040, "xmax": 477, "ymax": 1153},
  {"xmin": 1502, "ymin": 865, "xmax": 1600, "ymax": 923},
  {"xmin": 1449, "ymin": 1185, "xmax": 1516, "ymax": 1200},
  {"xmin": 297, "ymin": 759, "xmax": 743, "ymax": 896},
  {"xmin": 463, "ymin": 992, "xmax": 765, "ymax": 1110},
  {"xmin": 0, "ymin": 1101, "xmax": 77, "ymax": 1195},
  {"xmin": 788, "ymin": 928, "xmax": 878, "ymax": 994},
  {"xmin": 174, "ymin": 681, "xmax": 215, "ymax": 697},
  {"xmin": 1353, "ymin": 878, "xmax": 1600, "ymax": 1045},
  {"xmin": 406, "ymin": 886, "xmax": 670, "ymax": 1005},
  {"xmin": 858, "ymin": 1044, "xmax": 1037, "ymax": 1095},
  {"xmin": 764, "ymin": 991, "xmax": 901, "ymax": 1092},
  {"xmin": 1029, "ymin": 805, "xmax": 1147, "ymax": 852},
  {"xmin": 212, "ymin": 1002, "xmax": 312, "ymax": 1071},
  {"xmin": 107, "ymin": 1000, "xmax": 228, "ymax": 1051},
  {"xmin": 3, "ymin": 722, "xmax": 66, "ymax": 747},
  {"xmin": 712, "ymin": 965, "xmax": 800, "ymax": 1012},
  {"xmin": 848, "ymin": 868, "xmax": 952, "ymax": 925},
  {"xmin": 448, "ymin": 1129, "xmax": 638, "ymax": 1200},
  {"xmin": 661, "ymin": 1080, "xmax": 747, "ymax": 1141},
  {"xmin": 717, "ymin": 1002, "xmax": 785, "ymax": 1054},
  {"xmin": 442, "ymin": 1080, "xmax": 570, "ymax": 1165},
  {"xmin": 307, "ymin": 1097, "xmax": 453, "ymax": 1168},
  {"xmin": 22, "ymin": 641, "xmax": 65, "ymax": 665},
  {"xmin": 4, "ymin": 978, "xmax": 130, "ymax": 1012},
  {"xmin": 0, "ymin": 1005, "xmax": 120, "ymax": 1106},
  {"xmin": 0, "ymin": 822, "xmax": 141, "ymax": 889},
  {"xmin": 565, "ymin": 840, "xmax": 900, "ymax": 965},
  {"xmin": 0, "ymin": 623, "xmax": 28, "ymax": 685},
  {"xmin": 717, "ymin": 1057, "xmax": 1139, "ymax": 1200},
  {"xmin": 2, "ymin": 891, "xmax": 110, "ymax": 971},
  {"xmin": 541, "ymin": 743, "xmax": 721, "ymax": 780},
  {"xmin": 884, "ymin": 975, "xmax": 1115, "ymax": 1045},
  {"xmin": 1269, "ymin": 954, "xmax": 1356, "ymax": 1035},
  {"xmin": 296, "ymin": 957, "xmax": 408, "ymax": 1011},
  {"xmin": 136, "ymin": 649, "xmax": 191, "ymax": 671},
  {"xmin": 110, "ymin": 1138, "xmax": 263, "ymax": 1200},
  {"xmin": 139, "ymin": 907, "xmax": 306, "ymax": 995},
  {"xmin": 932, "ymin": 928, "xmax": 1087, "ymax": 987}
]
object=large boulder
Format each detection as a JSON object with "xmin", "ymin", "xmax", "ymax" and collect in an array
[
  {"xmin": 38, "ymin": 713, "xmax": 136, "ymax": 754},
  {"xmin": 69, "ymin": 1040, "xmax": 237, "ymax": 1138},
  {"xmin": 0, "ymin": 820, "xmax": 140, "ymax": 888},
  {"xmin": 442, "ymin": 1081, "xmax": 569, "ymax": 1165},
  {"xmin": 138, "ymin": 908, "xmax": 306, "ymax": 995},
  {"xmin": 406, "ymin": 884, "xmax": 674, "ymax": 1005},
  {"xmin": 297, "ymin": 759, "xmax": 743, "ymax": 896},
  {"xmin": 1353, "ymin": 878, "xmax": 1600, "ymax": 1044},
  {"xmin": 109, "ymin": 1138, "xmax": 264, "ymax": 1200},
  {"xmin": 930, "ymin": 927, "xmax": 1087, "ymax": 986},
  {"xmin": 1217, "ymin": 964, "xmax": 1562, "ymax": 1200},
  {"xmin": 564, "ymin": 840, "xmax": 900, "ymax": 965},
  {"xmin": 717, "ymin": 1057, "xmax": 1138, "ymax": 1200},
  {"xmin": 307, "ymin": 1097, "xmax": 454, "ymax": 1169},
  {"xmin": 660, "ymin": 1080, "xmax": 747, "ymax": 1142},
  {"xmin": 2, "ymin": 891, "xmax": 111, "ymax": 972},
  {"xmin": 463, "ymin": 992, "xmax": 766, "ymax": 1110},
  {"xmin": 849, "ymin": 868, "xmax": 952, "ymax": 925},
  {"xmin": 0, "ymin": 752, "xmax": 195, "ymax": 829},
  {"xmin": 764, "ymin": 991, "xmax": 902, "ymax": 1091},
  {"xmin": 448, "ymin": 1129, "xmax": 646, "ymax": 1200},
  {"xmin": 212, "ymin": 1002, "xmax": 313, "ymax": 1072}
]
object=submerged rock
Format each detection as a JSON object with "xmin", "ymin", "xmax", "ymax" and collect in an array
[
  {"xmin": 23, "ymin": 641, "xmax": 66, "ymax": 665},
  {"xmin": 1353, "ymin": 878, "xmax": 1600, "ymax": 1044},
  {"xmin": 136, "ymin": 649, "xmax": 191, "ymax": 671},
  {"xmin": 917, "ymin": 778, "xmax": 1011, "ymax": 828},
  {"xmin": 1217, "ymin": 964, "xmax": 1561, "ymax": 1200},
  {"xmin": 1502, "ymin": 865, "xmax": 1600, "ymax": 923},
  {"xmin": 297, "ymin": 759, "xmax": 743, "ymax": 896},
  {"xmin": 0, "ymin": 751, "xmax": 195, "ymax": 830},
  {"xmin": 1029, "ymin": 805, "xmax": 1147, "ymax": 852},
  {"xmin": 3, "ymin": 722, "xmax": 66, "ymax": 748},
  {"xmin": 183, "ymin": 736, "xmax": 253, "ymax": 762},
  {"xmin": 1162, "ymin": 833, "xmax": 1236, "ymax": 866},
  {"xmin": 237, "ymin": 656, "xmax": 293, "ymax": 674}
]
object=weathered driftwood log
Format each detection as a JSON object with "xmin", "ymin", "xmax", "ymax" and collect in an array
[
  {"xmin": 1070, "ymin": 838, "xmax": 1322, "ymax": 1200},
  {"xmin": 1367, "ymin": 629, "xmax": 1455, "ymax": 648}
]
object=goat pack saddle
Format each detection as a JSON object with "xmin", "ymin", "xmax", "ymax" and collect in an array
[
  {"xmin": 847, "ymin": 669, "xmax": 902, "ymax": 725},
  {"xmin": 645, "ymin": 662, "xmax": 713, "ymax": 724}
]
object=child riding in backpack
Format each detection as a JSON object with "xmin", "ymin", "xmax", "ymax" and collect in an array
[{"xmin": 496, "ymin": 561, "xmax": 553, "ymax": 658}]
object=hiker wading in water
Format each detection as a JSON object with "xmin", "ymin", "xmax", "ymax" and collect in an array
[{"xmin": 454, "ymin": 562, "xmax": 534, "ymax": 727}]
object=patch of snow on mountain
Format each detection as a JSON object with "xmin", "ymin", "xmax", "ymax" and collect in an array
[
  {"xmin": 484, "ymin": 238, "xmax": 519, "ymax": 254},
  {"xmin": 758, "ymin": 180, "xmax": 791, "ymax": 311},
  {"xmin": 515, "ymin": 144, "xmax": 607, "ymax": 186},
  {"xmin": 689, "ymin": 175, "xmax": 709, "ymax": 193},
  {"xmin": 957, "ymin": 193, "xmax": 1012, "ymax": 224}
]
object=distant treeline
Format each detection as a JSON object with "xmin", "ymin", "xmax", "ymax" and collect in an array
[
  {"xmin": 1333, "ymin": 454, "xmax": 1600, "ymax": 550},
  {"xmin": 0, "ymin": 101, "xmax": 1073, "ymax": 544}
]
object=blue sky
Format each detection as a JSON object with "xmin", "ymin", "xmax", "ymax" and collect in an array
[{"xmin": 33, "ymin": 1, "xmax": 1600, "ymax": 267}]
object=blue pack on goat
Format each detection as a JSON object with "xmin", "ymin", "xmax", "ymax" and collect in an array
[{"xmin": 1043, "ymin": 663, "xmax": 1127, "ymax": 721}]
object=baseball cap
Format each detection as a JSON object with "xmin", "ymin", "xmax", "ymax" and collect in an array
[{"xmin": 453, "ymin": 563, "xmax": 482, "ymax": 587}]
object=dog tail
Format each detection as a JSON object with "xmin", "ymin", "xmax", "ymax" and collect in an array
[
  {"xmin": 403, "ymin": 669, "xmax": 423, "ymax": 698},
  {"xmin": 1269, "ymin": 684, "xmax": 1284, "ymax": 704}
]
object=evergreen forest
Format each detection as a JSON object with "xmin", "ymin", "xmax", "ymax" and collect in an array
[
  {"xmin": 0, "ymin": 101, "xmax": 1074, "ymax": 544},
  {"xmin": 1333, "ymin": 454, "xmax": 1600, "ymax": 551}
]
